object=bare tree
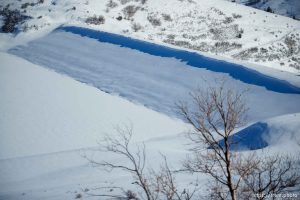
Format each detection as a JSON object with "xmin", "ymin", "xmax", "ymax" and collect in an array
[
  {"xmin": 178, "ymin": 81, "xmax": 300, "ymax": 200},
  {"xmin": 239, "ymin": 154, "xmax": 300, "ymax": 200},
  {"xmin": 85, "ymin": 125, "xmax": 198, "ymax": 200},
  {"xmin": 85, "ymin": 125, "xmax": 155, "ymax": 200},
  {"xmin": 155, "ymin": 155, "xmax": 199, "ymax": 200},
  {"xmin": 86, "ymin": 81, "xmax": 300, "ymax": 200},
  {"xmin": 178, "ymin": 81, "xmax": 248, "ymax": 200}
]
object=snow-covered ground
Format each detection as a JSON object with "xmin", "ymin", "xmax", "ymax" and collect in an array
[
  {"xmin": 1, "ymin": 51, "xmax": 299, "ymax": 200},
  {"xmin": 1, "ymin": 0, "xmax": 300, "ymax": 73},
  {"xmin": 226, "ymin": 0, "xmax": 300, "ymax": 19},
  {"xmin": 1, "ymin": 0, "xmax": 300, "ymax": 199},
  {"xmin": 8, "ymin": 28, "xmax": 300, "ymax": 121},
  {"xmin": 0, "ymin": 52, "xmax": 188, "ymax": 159},
  {"xmin": 0, "ymin": 52, "xmax": 191, "ymax": 199}
]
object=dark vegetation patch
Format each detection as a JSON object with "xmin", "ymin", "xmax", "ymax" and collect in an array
[
  {"xmin": 0, "ymin": 5, "xmax": 31, "ymax": 33},
  {"xmin": 85, "ymin": 15, "xmax": 105, "ymax": 25}
]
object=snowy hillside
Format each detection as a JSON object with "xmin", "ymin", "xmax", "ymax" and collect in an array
[
  {"xmin": 7, "ymin": 27, "xmax": 300, "ymax": 121},
  {"xmin": 226, "ymin": 0, "xmax": 300, "ymax": 19},
  {"xmin": 1, "ymin": 0, "xmax": 300, "ymax": 73}
]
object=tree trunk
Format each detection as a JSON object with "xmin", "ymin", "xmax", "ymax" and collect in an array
[{"xmin": 225, "ymin": 137, "xmax": 236, "ymax": 200}]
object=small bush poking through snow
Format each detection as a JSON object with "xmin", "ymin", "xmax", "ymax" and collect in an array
[
  {"xmin": 214, "ymin": 41, "xmax": 242, "ymax": 53},
  {"xmin": 223, "ymin": 16, "xmax": 234, "ymax": 24},
  {"xmin": 123, "ymin": 5, "xmax": 138, "ymax": 19},
  {"xmin": 85, "ymin": 15, "xmax": 105, "ymax": 25},
  {"xmin": 106, "ymin": 0, "xmax": 118, "ymax": 9},
  {"xmin": 125, "ymin": 190, "xmax": 138, "ymax": 199},
  {"xmin": 131, "ymin": 22, "xmax": 142, "ymax": 32},
  {"xmin": 21, "ymin": 3, "xmax": 35, "ymax": 9},
  {"xmin": 232, "ymin": 13, "xmax": 242, "ymax": 19},
  {"xmin": 147, "ymin": 15, "xmax": 161, "ymax": 26},
  {"xmin": 119, "ymin": 0, "xmax": 131, "ymax": 5},
  {"xmin": 162, "ymin": 13, "xmax": 172, "ymax": 21},
  {"xmin": 141, "ymin": 0, "xmax": 147, "ymax": 4},
  {"xmin": 0, "ymin": 6, "xmax": 31, "ymax": 33}
]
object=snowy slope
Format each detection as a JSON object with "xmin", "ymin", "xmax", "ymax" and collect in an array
[
  {"xmin": 226, "ymin": 0, "xmax": 300, "ymax": 19},
  {"xmin": 0, "ymin": 52, "xmax": 193, "ymax": 200},
  {"xmin": 1, "ymin": 0, "xmax": 300, "ymax": 73},
  {"xmin": 1, "ymin": 51, "xmax": 299, "ymax": 199},
  {"xmin": 0, "ymin": 52, "xmax": 188, "ymax": 159},
  {"xmin": 8, "ymin": 28, "xmax": 300, "ymax": 122}
]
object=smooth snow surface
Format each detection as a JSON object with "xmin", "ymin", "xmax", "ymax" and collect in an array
[
  {"xmin": 0, "ymin": 52, "xmax": 194, "ymax": 200},
  {"xmin": 0, "ymin": 52, "xmax": 187, "ymax": 159}
]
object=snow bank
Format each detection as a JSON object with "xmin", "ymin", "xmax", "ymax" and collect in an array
[
  {"xmin": 218, "ymin": 113, "xmax": 300, "ymax": 151},
  {"xmin": 0, "ymin": 52, "xmax": 187, "ymax": 159}
]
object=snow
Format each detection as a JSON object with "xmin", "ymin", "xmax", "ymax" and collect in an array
[
  {"xmin": 1, "ymin": 0, "xmax": 300, "ymax": 198},
  {"xmin": 218, "ymin": 113, "xmax": 300, "ymax": 151},
  {"xmin": 0, "ymin": 52, "xmax": 188, "ymax": 159},
  {"xmin": 8, "ymin": 28, "xmax": 300, "ymax": 122},
  {"xmin": 1, "ymin": 0, "xmax": 300, "ymax": 73},
  {"xmin": 227, "ymin": 0, "xmax": 300, "ymax": 19},
  {"xmin": 1, "ymin": 34, "xmax": 299, "ymax": 199},
  {"xmin": 0, "ymin": 53, "xmax": 197, "ymax": 200}
]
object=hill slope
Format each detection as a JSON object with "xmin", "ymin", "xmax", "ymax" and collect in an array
[
  {"xmin": 1, "ymin": 0, "xmax": 300, "ymax": 73},
  {"xmin": 225, "ymin": 0, "xmax": 300, "ymax": 19},
  {"xmin": 0, "ymin": 52, "xmax": 187, "ymax": 159}
]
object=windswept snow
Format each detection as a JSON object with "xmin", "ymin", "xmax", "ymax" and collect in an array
[
  {"xmin": 218, "ymin": 113, "xmax": 300, "ymax": 151},
  {"xmin": 0, "ymin": 52, "xmax": 187, "ymax": 159},
  {"xmin": 8, "ymin": 28, "xmax": 300, "ymax": 122},
  {"xmin": 0, "ymin": 52, "xmax": 192, "ymax": 200}
]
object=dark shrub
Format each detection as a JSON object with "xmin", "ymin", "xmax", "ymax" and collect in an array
[
  {"xmin": 106, "ymin": 0, "xmax": 118, "ymax": 8},
  {"xmin": 123, "ymin": 5, "xmax": 138, "ymax": 19},
  {"xmin": 85, "ymin": 15, "xmax": 105, "ymax": 25},
  {"xmin": 132, "ymin": 22, "xmax": 142, "ymax": 32},
  {"xmin": 162, "ymin": 13, "xmax": 172, "ymax": 21},
  {"xmin": 147, "ymin": 15, "xmax": 161, "ymax": 26},
  {"xmin": 0, "ymin": 6, "xmax": 31, "ymax": 33},
  {"xmin": 266, "ymin": 6, "xmax": 273, "ymax": 13},
  {"xmin": 75, "ymin": 193, "xmax": 82, "ymax": 199}
]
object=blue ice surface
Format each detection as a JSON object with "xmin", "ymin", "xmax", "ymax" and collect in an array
[
  {"xmin": 217, "ymin": 122, "xmax": 269, "ymax": 151},
  {"xmin": 59, "ymin": 26, "xmax": 300, "ymax": 95}
]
